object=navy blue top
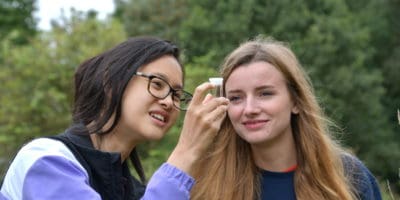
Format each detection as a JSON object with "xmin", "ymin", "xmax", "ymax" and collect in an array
[
  {"xmin": 260, "ymin": 170, "xmax": 296, "ymax": 200},
  {"xmin": 259, "ymin": 155, "xmax": 382, "ymax": 200}
]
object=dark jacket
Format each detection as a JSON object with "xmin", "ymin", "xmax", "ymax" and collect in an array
[{"xmin": 49, "ymin": 130, "xmax": 145, "ymax": 200}]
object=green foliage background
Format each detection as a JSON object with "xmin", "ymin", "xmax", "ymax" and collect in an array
[{"xmin": 1, "ymin": 0, "xmax": 399, "ymax": 197}]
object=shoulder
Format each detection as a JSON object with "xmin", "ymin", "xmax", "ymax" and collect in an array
[
  {"xmin": 1, "ymin": 138, "xmax": 89, "ymax": 199},
  {"xmin": 341, "ymin": 153, "xmax": 382, "ymax": 200},
  {"xmin": 7, "ymin": 138, "xmax": 85, "ymax": 172},
  {"xmin": 341, "ymin": 152, "xmax": 373, "ymax": 181},
  {"xmin": 20, "ymin": 138, "xmax": 75, "ymax": 156}
]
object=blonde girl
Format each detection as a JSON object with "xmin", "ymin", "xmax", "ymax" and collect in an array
[{"xmin": 191, "ymin": 37, "xmax": 381, "ymax": 200}]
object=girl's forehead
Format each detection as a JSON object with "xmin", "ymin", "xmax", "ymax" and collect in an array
[
  {"xmin": 139, "ymin": 55, "xmax": 183, "ymax": 86},
  {"xmin": 226, "ymin": 62, "xmax": 285, "ymax": 87}
]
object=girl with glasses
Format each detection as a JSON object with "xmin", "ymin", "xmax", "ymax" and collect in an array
[
  {"xmin": 190, "ymin": 37, "xmax": 382, "ymax": 200},
  {"xmin": 0, "ymin": 36, "xmax": 229, "ymax": 200}
]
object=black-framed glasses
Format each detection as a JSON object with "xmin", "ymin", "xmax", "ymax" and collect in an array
[{"xmin": 134, "ymin": 72, "xmax": 192, "ymax": 111}]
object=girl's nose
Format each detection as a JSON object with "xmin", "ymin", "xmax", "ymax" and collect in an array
[
  {"xmin": 243, "ymin": 96, "xmax": 261, "ymax": 116},
  {"xmin": 158, "ymin": 93, "xmax": 175, "ymax": 110}
]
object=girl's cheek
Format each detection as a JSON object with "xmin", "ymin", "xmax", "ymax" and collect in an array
[{"xmin": 227, "ymin": 106, "xmax": 241, "ymax": 120}]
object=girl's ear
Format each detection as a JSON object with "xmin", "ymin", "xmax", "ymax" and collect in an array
[{"xmin": 291, "ymin": 104, "xmax": 299, "ymax": 114}]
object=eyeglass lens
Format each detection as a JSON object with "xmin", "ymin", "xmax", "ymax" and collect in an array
[{"xmin": 148, "ymin": 77, "xmax": 191, "ymax": 110}]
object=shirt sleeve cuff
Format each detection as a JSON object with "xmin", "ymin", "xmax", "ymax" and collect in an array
[
  {"xmin": 157, "ymin": 163, "xmax": 195, "ymax": 191},
  {"xmin": 143, "ymin": 163, "xmax": 195, "ymax": 200}
]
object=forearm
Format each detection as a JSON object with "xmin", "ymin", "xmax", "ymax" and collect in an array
[{"xmin": 141, "ymin": 163, "xmax": 195, "ymax": 200}]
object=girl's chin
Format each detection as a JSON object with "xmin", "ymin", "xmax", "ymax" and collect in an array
[
  {"xmin": 240, "ymin": 134, "xmax": 271, "ymax": 145},
  {"xmin": 145, "ymin": 130, "xmax": 168, "ymax": 141}
]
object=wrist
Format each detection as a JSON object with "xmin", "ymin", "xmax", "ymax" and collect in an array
[{"xmin": 167, "ymin": 147, "xmax": 198, "ymax": 175}]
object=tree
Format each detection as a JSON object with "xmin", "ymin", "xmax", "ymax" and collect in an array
[
  {"xmin": 0, "ymin": 10, "xmax": 127, "ymax": 179},
  {"xmin": 0, "ymin": 0, "xmax": 37, "ymax": 44},
  {"xmin": 114, "ymin": 0, "xmax": 188, "ymax": 44}
]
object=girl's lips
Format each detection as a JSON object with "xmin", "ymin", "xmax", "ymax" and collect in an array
[
  {"xmin": 149, "ymin": 110, "xmax": 169, "ymax": 126},
  {"xmin": 242, "ymin": 119, "xmax": 268, "ymax": 130}
]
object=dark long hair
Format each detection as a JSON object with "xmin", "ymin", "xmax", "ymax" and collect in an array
[{"xmin": 71, "ymin": 36, "xmax": 181, "ymax": 183}]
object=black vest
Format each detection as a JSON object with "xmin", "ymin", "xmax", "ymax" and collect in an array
[{"xmin": 48, "ymin": 130, "xmax": 145, "ymax": 200}]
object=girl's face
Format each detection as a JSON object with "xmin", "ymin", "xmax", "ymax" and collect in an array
[
  {"xmin": 225, "ymin": 61, "xmax": 298, "ymax": 146},
  {"xmin": 118, "ymin": 55, "xmax": 182, "ymax": 142}
]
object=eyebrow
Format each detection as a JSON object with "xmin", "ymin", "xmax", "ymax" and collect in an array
[
  {"xmin": 226, "ymin": 85, "xmax": 275, "ymax": 94},
  {"xmin": 255, "ymin": 85, "xmax": 275, "ymax": 90},
  {"xmin": 152, "ymin": 72, "xmax": 183, "ymax": 90}
]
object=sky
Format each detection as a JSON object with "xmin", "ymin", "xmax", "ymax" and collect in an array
[{"xmin": 34, "ymin": 0, "xmax": 115, "ymax": 30}]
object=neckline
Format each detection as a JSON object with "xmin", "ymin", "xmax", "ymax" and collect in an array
[
  {"xmin": 261, "ymin": 169, "xmax": 295, "ymax": 179},
  {"xmin": 282, "ymin": 164, "xmax": 297, "ymax": 172},
  {"xmin": 259, "ymin": 164, "xmax": 297, "ymax": 176}
]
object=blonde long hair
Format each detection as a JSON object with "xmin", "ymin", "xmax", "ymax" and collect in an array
[{"xmin": 191, "ymin": 37, "xmax": 357, "ymax": 200}]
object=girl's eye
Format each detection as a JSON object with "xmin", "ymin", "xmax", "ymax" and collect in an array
[
  {"xmin": 260, "ymin": 91, "xmax": 273, "ymax": 97},
  {"xmin": 228, "ymin": 96, "xmax": 241, "ymax": 102},
  {"xmin": 173, "ymin": 91, "xmax": 182, "ymax": 101},
  {"xmin": 151, "ymin": 78, "xmax": 166, "ymax": 90}
]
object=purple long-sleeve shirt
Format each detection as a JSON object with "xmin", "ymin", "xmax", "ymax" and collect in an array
[{"xmin": 0, "ymin": 138, "xmax": 195, "ymax": 200}]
